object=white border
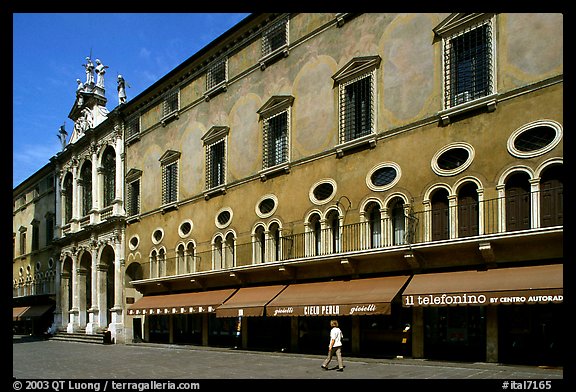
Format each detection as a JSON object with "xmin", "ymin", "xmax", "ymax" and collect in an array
[
  {"xmin": 366, "ymin": 161, "xmax": 401, "ymax": 192},
  {"xmin": 309, "ymin": 178, "xmax": 337, "ymax": 205},
  {"xmin": 215, "ymin": 207, "xmax": 233, "ymax": 229},
  {"xmin": 507, "ymin": 119, "xmax": 563, "ymax": 159},
  {"xmin": 255, "ymin": 194, "xmax": 279, "ymax": 219},
  {"xmin": 431, "ymin": 142, "xmax": 475, "ymax": 177}
]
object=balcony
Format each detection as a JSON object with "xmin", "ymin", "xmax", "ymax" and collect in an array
[{"xmin": 131, "ymin": 190, "xmax": 563, "ymax": 290}]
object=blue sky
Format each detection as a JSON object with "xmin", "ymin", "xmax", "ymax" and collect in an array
[{"xmin": 12, "ymin": 13, "xmax": 251, "ymax": 188}]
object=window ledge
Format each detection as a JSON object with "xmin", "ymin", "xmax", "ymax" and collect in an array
[
  {"xmin": 259, "ymin": 44, "xmax": 289, "ymax": 71},
  {"xmin": 259, "ymin": 162, "xmax": 290, "ymax": 181},
  {"xmin": 204, "ymin": 82, "xmax": 228, "ymax": 102},
  {"xmin": 126, "ymin": 215, "xmax": 141, "ymax": 224},
  {"xmin": 161, "ymin": 111, "xmax": 179, "ymax": 127},
  {"xmin": 204, "ymin": 185, "xmax": 227, "ymax": 200},
  {"xmin": 438, "ymin": 93, "xmax": 497, "ymax": 125},
  {"xmin": 161, "ymin": 202, "xmax": 178, "ymax": 214},
  {"xmin": 126, "ymin": 134, "xmax": 141, "ymax": 146},
  {"xmin": 335, "ymin": 133, "xmax": 377, "ymax": 158}
]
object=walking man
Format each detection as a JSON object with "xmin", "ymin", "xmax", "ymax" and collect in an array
[{"xmin": 321, "ymin": 319, "xmax": 344, "ymax": 372}]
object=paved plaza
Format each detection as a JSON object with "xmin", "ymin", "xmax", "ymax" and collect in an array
[{"xmin": 13, "ymin": 336, "xmax": 564, "ymax": 389}]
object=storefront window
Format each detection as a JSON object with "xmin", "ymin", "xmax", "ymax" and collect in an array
[{"xmin": 424, "ymin": 307, "xmax": 486, "ymax": 361}]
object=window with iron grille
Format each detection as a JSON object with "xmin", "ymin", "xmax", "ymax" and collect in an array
[
  {"xmin": 162, "ymin": 162, "xmax": 178, "ymax": 205},
  {"xmin": 126, "ymin": 179, "xmax": 140, "ymax": 216},
  {"xmin": 126, "ymin": 115, "xmax": 140, "ymax": 139},
  {"xmin": 102, "ymin": 148, "xmax": 116, "ymax": 207},
  {"xmin": 162, "ymin": 89, "xmax": 179, "ymax": 117},
  {"xmin": 263, "ymin": 111, "xmax": 289, "ymax": 168},
  {"xmin": 206, "ymin": 140, "xmax": 226, "ymax": 190},
  {"xmin": 262, "ymin": 18, "xmax": 288, "ymax": 57},
  {"xmin": 443, "ymin": 20, "xmax": 493, "ymax": 108},
  {"xmin": 206, "ymin": 58, "xmax": 227, "ymax": 91},
  {"xmin": 339, "ymin": 72, "xmax": 374, "ymax": 143}
]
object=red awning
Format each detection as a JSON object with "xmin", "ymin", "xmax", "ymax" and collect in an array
[
  {"xmin": 127, "ymin": 288, "xmax": 236, "ymax": 315},
  {"xmin": 215, "ymin": 285, "xmax": 287, "ymax": 317},
  {"xmin": 402, "ymin": 264, "xmax": 563, "ymax": 307},
  {"xmin": 266, "ymin": 276, "xmax": 410, "ymax": 317}
]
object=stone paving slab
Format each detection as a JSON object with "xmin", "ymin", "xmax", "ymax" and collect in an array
[{"xmin": 13, "ymin": 338, "xmax": 564, "ymax": 385}]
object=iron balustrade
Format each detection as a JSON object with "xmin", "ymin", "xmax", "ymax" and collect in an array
[{"xmin": 132, "ymin": 189, "xmax": 562, "ymax": 280}]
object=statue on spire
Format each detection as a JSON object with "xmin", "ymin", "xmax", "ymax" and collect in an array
[
  {"xmin": 95, "ymin": 59, "xmax": 109, "ymax": 89},
  {"xmin": 82, "ymin": 57, "xmax": 95, "ymax": 86}
]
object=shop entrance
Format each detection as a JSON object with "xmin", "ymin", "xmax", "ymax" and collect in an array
[
  {"xmin": 424, "ymin": 307, "xmax": 486, "ymax": 362},
  {"xmin": 297, "ymin": 316, "xmax": 351, "ymax": 355},
  {"xmin": 499, "ymin": 304, "xmax": 562, "ymax": 366}
]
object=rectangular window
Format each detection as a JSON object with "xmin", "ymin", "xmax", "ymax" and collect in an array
[
  {"xmin": 127, "ymin": 179, "xmax": 141, "ymax": 216},
  {"xmin": 206, "ymin": 58, "xmax": 227, "ymax": 91},
  {"xmin": 162, "ymin": 163, "xmax": 178, "ymax": 204},
  {"xmin": 163, "ymin": 89, "xmax": 179, "ymax": 118},
  {"xmin": 206, "ymin": 140, "xmax": 226, "ymax": 190},
  {"xmin": 45, "ymin": 216, "xmax": 54, "ymax": 245},
  {"xmin": 340, "ymin": 74, "xmax": 373, "ymax": 143},
  {"xmin": 126, "ymin": 116, "xmax": 140, "ymax": 139},
  {"xmin": 444, "ymin": 21, "xmax": 492, "ymax": 108},
  {"xmin": 20, "ymin": 232, "xmax": 26, "ymax": 255},
  {"xmin": 32, "ymin": 224, "xmax": 39, "ymax": 252},
  {"xmin": 262, "ymin": 18, "xmax": 288, "ymax": 57},
  {"xmin": 263, "ymin": 111, "xmax": 289, "ymax": 168}
]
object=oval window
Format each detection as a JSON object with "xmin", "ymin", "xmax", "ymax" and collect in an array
[
  {"xmin": 432, "ymin": 143, "xmax": 474, "ymax": 176},
  {"xmin": 215, "ymin": 207, "xmax": 233, "ymax": 229},
  {"xmin": 366, "ymin": 162, "xmax": 401, "ymax": 191},
  {"xmin": 256, "ymin": 194, "xmax": 278, "ymax": 218},
  {"xmin": 151, "ymin": 228, "xmax": 164, "ymax": 244},
  {"xmin": 129, "ymin": 235, "xmax": 140, "ymax": 250},
  {"xmin": 508, "ymin": 120, "xmax": 562, "ymax": 159},
  {"xmin": 310, "ymin": 179, "xmax": 337, "ymax": 205},
  {"xmin": 178, "ymin": 220, "xmax": 193, "ymax": 238},
  {"xmin": 437, "ymin": 148, "xmax": 469, "ymax": 170}
]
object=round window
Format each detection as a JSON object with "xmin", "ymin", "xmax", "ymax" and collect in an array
[
  {"xmin": 256, "ymin": 194, "xmax": 278, "ymax": 218},
  {"xmin": 507, "ymin": 120, "xmax": 562, "ymax": 159},
  {"xmin": 178, "ymin": 220, "xmax": 193, "ymax": 238},
  {"xmin": 432, "ymin": 143, "xmax": 474, "ymax": 176},
  {"xmin": 366, "ymin": 162, "xmax": 401, "ymax": 191},
  {"xmin": 129, "ymin": 235, "xmax": 140, "ymax": 250},
  {"xmin": 310, "ymin": 179, "xmax": 337, "ymax": 205},
  {"xmin": 215, "ymin": 207, "xmax": 233, "ymax": 229},
  {"xmin": 437, "ymin": 148, "xmax": 469, "ymax": 171},
  {"xmin": 151, "ymin": 228, "xmax": 164, "ymax": 244}
]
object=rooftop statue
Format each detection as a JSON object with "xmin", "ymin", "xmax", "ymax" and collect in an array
[
  {"xmin": 95, "ymin": 59, "xmax": 109, "ymax": 89},
  {"xmin": 82, "ymin": 57, "xmax": 94, "ymax": 86}
]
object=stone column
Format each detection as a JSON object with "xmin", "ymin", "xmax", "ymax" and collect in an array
[
  {"xmin": 108, "ymin": 230, "xmax": 125, "ymax": 343},
  {"xmin": 486, "ymin": 306, "xmax": 499, "ymax": 363},
  {"xmin": 96, "ymin": 261, "xmax": 108, "ymax": 329},
  {"xmin": 411, "ymin": 307, "xmax": 424, "ymax": 358},
  {"xmin": 66, "ymin": 251, "xmax": 79, "ymax": 333},
  {"xmin": 86, "ymin": 243, "xmax": 100, "ymax": 334},
  {"xmin": 530, "ymin": 178, "xmax": 540, "ymax": 229},
  {"xmin": 76, "ymin": 266, "xmax": 87, "ymax": 329},
  {"xmin": 113, "ymin": 129, "xmax": 125, "ymax": 216}
]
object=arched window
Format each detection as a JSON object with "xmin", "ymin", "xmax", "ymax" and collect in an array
[
  {"xmin": 186, "ymin": 242, "xmax": 196, "ymax": 273},
  {"xmin": 213, "ymin": 236, "xmax": 223, "ymax": 270},
  {"xmin": 80, "ymin": 161, "xmax": 92, "ymax": 216},
  {"xmin": 458, "ymin": 183, "xmax": 479, "ymax": 238},
  {"xmin": 269, "ymin": 222, "xmax": 281, "ymax": 261},
  {"xmin": 326, "ymin": 210, "xmax": 341, "ymax": 253},
  {"xmin": 102, "ymin": 147, "xmax": 116, "ymax": 207},
  {"xmin": 431, "ymin": 188, "xmax": 450, "ymax": 241},
  {"xmin": 150, "ymin": 250, "xmax": 158, "ymax": 279},
  {"xmin": 505, "ymin": 172, "xmax": 531, "ymax": 232},
  {"xmin": 365, "ymin": 202, "xmax": 382, "ymax": 248},
  {"xmin": 224, "ymin": 233, "xmax": 235, "ymax": 269},
  {"xmin": 63, "ymin": 173, "xmax": 73, "ymax": 223},
  {"xmin": 176, "ymin": 244, "xmax": 185, "ymax": 275},
  {"xmin": 308, "ymin": 213, "xmax": 322, "ymax": 256},
  {"xmin": 388, "ymin": 197, "xmax": 406, "ymax": 245},
  {"xmin": 540, "ymin": 164, "xmax": 563, "ymax": 228},
  {"xmin": 254, "ymin": 225, "xmax": 266, "ymax": 264},
  {"xmin": 158, "ymin": 248, "xmax": 166, "ymax": 277}
]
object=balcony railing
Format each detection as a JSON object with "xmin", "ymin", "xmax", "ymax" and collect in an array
[{"xmin": 133, "ymin": 189, "xmax": 562, "ymax": 280}]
